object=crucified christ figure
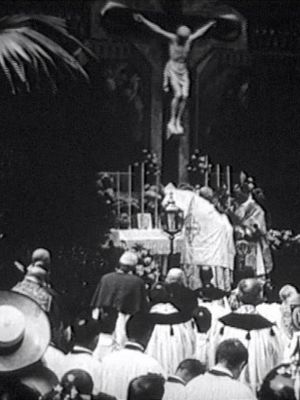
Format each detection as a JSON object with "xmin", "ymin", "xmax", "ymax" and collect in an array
[{"xmin": 133, "ymin": 13, "xmax": 216, "ymax": 137}]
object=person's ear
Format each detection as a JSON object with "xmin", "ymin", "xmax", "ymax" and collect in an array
[
  {"xmin": 232, "ymin": 361, "xmax": 247, "ymax": 379},
  {"xmin": 181, "ymin": 369, "xmax": 191, "ymax": 384},
  {"xmin": 239, "ymin": 361, "xmax": 247, "ymax": 373}
]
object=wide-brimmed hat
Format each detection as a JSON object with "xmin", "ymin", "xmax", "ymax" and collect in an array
[{"xmin": 0, "ymin": 290, "xmax": 50, "ymax": 373}]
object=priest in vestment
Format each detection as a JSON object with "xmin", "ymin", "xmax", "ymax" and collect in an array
[
  {"xmin": 230, "ymin": 182, "xmax": 273, "ymax": 280},
  {"xmin": 163, "ymin": 184, "xmax": 235, "ymax": 292}
]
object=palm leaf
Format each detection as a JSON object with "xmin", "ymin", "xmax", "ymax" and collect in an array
[{"xmin": 0, "ymin": 14, "xmax": 96, "ymax": 94}]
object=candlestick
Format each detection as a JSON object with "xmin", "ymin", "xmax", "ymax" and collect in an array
[
  {"xmin": 128, "ymin": 165, "xmax": 132, "ymax": 229},
  {"xmin": 216, "ymin": 164, "xmax": 220, "ymax": 189},
  {"xmin": 116, "ymin": 172, "xmax": 121, "ymax": 226},
  {"xmin": 204, "ymin": 155, "xmax": 209, "ymax": 186},
  {"xmin": 141, "ymin": 162, "xmax": 145, "ymax": 216},
  {"xmin": 226, "ymin": 165, "xmax": 231, "ymax": 194},
  {"xmin": 154, "ymin": 171, "xmax": 160, "ymax": 228}
]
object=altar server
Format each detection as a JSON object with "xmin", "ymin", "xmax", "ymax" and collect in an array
[
  {"xmin": 60, "ymin": 315, "xmax": 102, "ymax": 394},
  {"xmin": 100, "ymin": 312, "xmax": 165, "ymax": 400},
  {"xmin": 163, "ymin": 359, "xmax": 205, "ymax": 400},
  {"xmin": 146, "ymin": 283, "xmax": 196, "ymax": 374},
  {"xmin": 185, "ymin": 339, "xmax": 256, "ymax": 400},
  {"xmin": 209, "ymin": 278, "xmax": 284, "ymax": 392}
]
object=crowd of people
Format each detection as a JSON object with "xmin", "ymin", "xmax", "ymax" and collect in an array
[{"xmin": 0, "ymin": 246, "xmax": 300, "ymax": 400}]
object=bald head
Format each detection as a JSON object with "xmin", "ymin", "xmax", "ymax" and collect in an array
[
  {"xmin": 199, "ymin": 186, "xmax": 214, "ymax": 202},
  {"xmin": 165, "ymin": 268, "xmax": 185, "ymax": 285},
  {"xmin": 279, "ymin": 285, "xmax": 298, "ymax": 303}
]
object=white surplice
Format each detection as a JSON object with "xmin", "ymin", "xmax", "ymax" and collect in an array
[
  {"xmin": 193, "ymin": 299, "xmax": 230, "ymax": 366},
  {"xmin": 185, "ymin": 365, "xmax": 257, "ymax": 400},
  {"xmin": 146, "ymin": 303, "xmax": 196, "ymax": 375},
  {"xmin": 208, "ymin": 305, "xmax": 284, "ymax": 393},
  {"xmin": 42, "ymin": 344, "xmax": 66, "ymax": 380},
  {"xmin": 99, "ymin": 342, "xmax": 166, "ymax": 400},
  {"xmin": 60, "ymin": 345, "xmax": 102, "ymax": 395},
  {"xmin": 163, "ymin": 375, "xmax": 186, "ymax": 400}
]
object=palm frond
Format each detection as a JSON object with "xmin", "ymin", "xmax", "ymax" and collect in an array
[{"xmin": 0, "ymin": 14, "xmax": 96, "ymax": 94}]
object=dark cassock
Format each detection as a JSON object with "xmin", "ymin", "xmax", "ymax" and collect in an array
[
  {"xmin": 91, "ymin": 271, "xmax": 148, "ymax": 316},
  {"xmin": 91, "ymin": 251, "xmax": 148, "ymax": 348},
  {"xmin": 165, "ymin": 268, "xmax": 198, "ymax": 317}
]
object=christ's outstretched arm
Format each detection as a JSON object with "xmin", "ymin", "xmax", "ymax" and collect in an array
[
  {"xmin": 133, "ymin": 13, "xmax": 176, "ymax": 40},
  {"xmin": 189, "ymin": 20, "xmax": 216, "ymax": 42}
]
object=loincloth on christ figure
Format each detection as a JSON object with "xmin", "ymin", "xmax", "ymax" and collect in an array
[{"xmin": 163, "ymin": 60, "xmax": 189, "ymax": 98}]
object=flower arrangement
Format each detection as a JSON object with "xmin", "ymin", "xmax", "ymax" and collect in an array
[
  {"xmin": 131, "ymin": 244, "xmax": 160, "ymax": 289},
  {"xmin": 266, "ymin": 230, "xmax": 300, "ymax": 251}
]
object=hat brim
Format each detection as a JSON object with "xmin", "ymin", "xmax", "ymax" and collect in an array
[{"xmin": 0, "ymin": 291, "xmax": 50, "ymax": 373}]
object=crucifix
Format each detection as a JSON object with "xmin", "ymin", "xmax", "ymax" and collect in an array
[
  {"xmin": 100, "ymin": 1, "xmax": 245, "ymax": 181},
  {"xmin": 134, "ymin": 13, "xmax": 216, "ymax": 137}
]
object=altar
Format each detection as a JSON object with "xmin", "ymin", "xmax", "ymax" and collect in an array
[
  {"xmin": 110, "ymin": 228, "xmax": 183, "ymax": 254},
  {"xmin": 99, "ymin": 164, "xmax": 235, "ymax": 288},
  {"xmin": 110, "ymin": 228, "xmax": 183, "ymax": 276}
]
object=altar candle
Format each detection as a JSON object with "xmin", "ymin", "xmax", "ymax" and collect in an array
[
  {"xmin": 216, "ymin": 164, "xmax": 220, "ymax": 189},
  {"xmin": 141, "ymin": 162, "xmax": 145, "ymax": 216},
  {"xmin": 204, "ymin": 155, "xmax": 209, "ymax": 186},
  {"xmin": 154, "ymin": 171, "xmax": 160, "ymax": 228},
  {"xmin": 128, "ymin": 165, "xmax": 132, "ymax": 229},
  {"xmin": 116, "ymin": 171, "xmax": 121, "ymax": 224},
  {"xmin": 226, "ymin": 165, "xmax": 231, "ymax": 194}
]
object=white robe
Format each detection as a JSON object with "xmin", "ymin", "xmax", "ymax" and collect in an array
[
  {"xmin": 163, "ymin": 184, "xmax": 235, "ymax": 290},
  {"xmin": 60, "ymin": 345, "xmax": 102, "ymax": 395},
  {"xmin": 163, "ymin": 376, "xmax": 186, "ymax": 400},
  {"xmin": 146, "ymin": 303, "xmax": 196, "ymax": 375},
  {"xmin": 208, "ymin": 305, "xmax": 285, "ymax": 392},
  {"xmin": 256, "ymin": 302, "xmax": 290, "ymax": 344},
  {"xmin": 42, "ymin": 344, "xmax": 65, "ymax": 380},
  {"xmin": 194, "ymin": 299, "xmax": 230, "ymax": 366},
  {"xmin": 100, "ymin": 343, "xmax": 166, "ymax": 400},
  {"xmin": 185, "ymin": 365, "xmax": 257, "ymax": 400},
  {"xmin": 93, "ymin": 333, "xmax": 115, "ymax": 361}
]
